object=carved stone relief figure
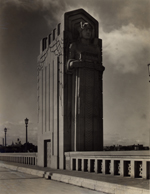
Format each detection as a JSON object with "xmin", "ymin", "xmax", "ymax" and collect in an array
[
  {"xmin": 67, "ymin": 22, "xmax": 104, "ymax": 151},
  {"xmin": 67, "ymin": 22, "xmax": 103, "ymax": 71}
]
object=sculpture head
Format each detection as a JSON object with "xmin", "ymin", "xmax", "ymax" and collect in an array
[{"xmin": 79, "ymin": 22, "xmax": 93, "ymax": 40}]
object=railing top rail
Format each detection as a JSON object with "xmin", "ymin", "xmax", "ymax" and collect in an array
[
  {"xmin": 0, "ymin": 152, "xmax": 37, "ymax": 157},
  {"xmin": 65, "ymin": 150, "xmax": 150, "ymax": 157}
]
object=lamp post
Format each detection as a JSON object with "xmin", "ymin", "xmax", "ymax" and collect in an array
[
  {"xmin": 25, "ymin": 118, "xmax": 29, "ymax": 152},
  {"xmin": 2, "ymin": 138, "xmax": 4, "ymax": 146},
  {"xmin": 147, "ymin": 64, "xmax": 150, "ymax": 82},
  {"xmin": 4, "ymin": 128, "xmax": 7, "ymax": 147}
]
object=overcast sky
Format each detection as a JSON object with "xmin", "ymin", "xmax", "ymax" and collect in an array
[{"xmin": 0, "ymin": 0, "xmax": 150, "ymax": 146}]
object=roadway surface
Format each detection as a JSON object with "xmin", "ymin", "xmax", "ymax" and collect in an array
[{"xmin": 0, "ymin": 167, "xmax": 105, "ymax": 194}]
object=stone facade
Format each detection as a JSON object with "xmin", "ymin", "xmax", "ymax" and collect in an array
[{"xmin": 37, "ymin": 9, "xmax": 104, "ymax": 169}]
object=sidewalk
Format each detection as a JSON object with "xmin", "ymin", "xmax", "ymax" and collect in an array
[{"xmin": 0, "ymin": 161, "xmax": 149, "ymax": 194}]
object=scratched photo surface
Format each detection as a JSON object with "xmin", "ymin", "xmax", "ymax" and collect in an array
[{"xmin": 0, "ymin": 1, "xmax": 150, "ymax": 194}]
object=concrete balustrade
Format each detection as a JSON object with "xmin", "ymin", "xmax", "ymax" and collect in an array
[
  {"xmin": 0, "ymin": 153, "xmax": 37, "ymax": 165},
  {"xmin": 65, "ymin": 151, "xmax": 150, "ymax": 179}
]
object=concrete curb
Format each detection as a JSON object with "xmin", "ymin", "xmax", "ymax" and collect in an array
[
  {"xmin": 68, "ymin": 176, "xmax": 83, "ymax": 186},
  {"xmin": 0, "ymin": 163, "xmax": 45, "ymax": 178},
  {"xmin": 0, "ymin": 163, "xmax": 149, "ymax": 194},
  {"xmin": 51, "ymin": 173, "xmax": 149, "ymax": 194}
]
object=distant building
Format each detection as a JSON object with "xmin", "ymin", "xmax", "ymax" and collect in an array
[{"xmin": 104, "ymin": 144, "xmax": 149, "ymax": 151}]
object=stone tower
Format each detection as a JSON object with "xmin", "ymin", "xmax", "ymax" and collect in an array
[{"xmin": 37, "ymin": 9, "xmax": 104, "ymax": 169}]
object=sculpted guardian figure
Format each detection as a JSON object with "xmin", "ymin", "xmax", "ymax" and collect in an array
[
  {"xmin": 67, "ymin": 22, "xmax": 102, "ymax": 70},
  {"xmin": 67, "ymin": 21, "xmax": 104, "ymax": 151}
]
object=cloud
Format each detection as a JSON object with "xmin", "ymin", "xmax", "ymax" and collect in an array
[
  {"xmin": 141, "ymin": 114, "xmax": 146, "ymax": 120},
  {"xmin": 118, "ymin": 1, "xmax": 150, "ymax": 30},
  {"xmin": 101, "ymin": 24, "xmax": 150, "ymax": 74},
  {"xmin": 0, "ymin": 120, "xmax": 31, "ymax": 127},
  {"xmin": 1, "ymin": 0, "xmax": 41, "ymax": 11},
  {"xmin": 1, "ymin": 0, "xmax": 150, "ymax": 33},
  {"xmin": 3, "ymin": 121, "xmax": 14, "ymax": 125}
]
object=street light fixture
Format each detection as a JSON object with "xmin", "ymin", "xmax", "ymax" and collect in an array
[
  {"xmin": 4, "ymin": 128, "xmax": 7, "ymax": 147},
  {"xmin": 25, "ymin": 118, "xmax": 29, "ymax": 152},
  {"xmin": 147, "ymin": 64, "xmax": 150, "ymax": 82}
]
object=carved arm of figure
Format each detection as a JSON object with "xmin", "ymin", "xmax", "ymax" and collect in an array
[
  {"xmin": 67, "ymin": 42, "xmax": 81, "ymax": 70},
  {"xmin": 67, "ymin": 41, "xmax": 104, "ymax": 72},
  {"xmin": 67, "ymin": 21, "xmax": 93, "ymax": 71}
]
